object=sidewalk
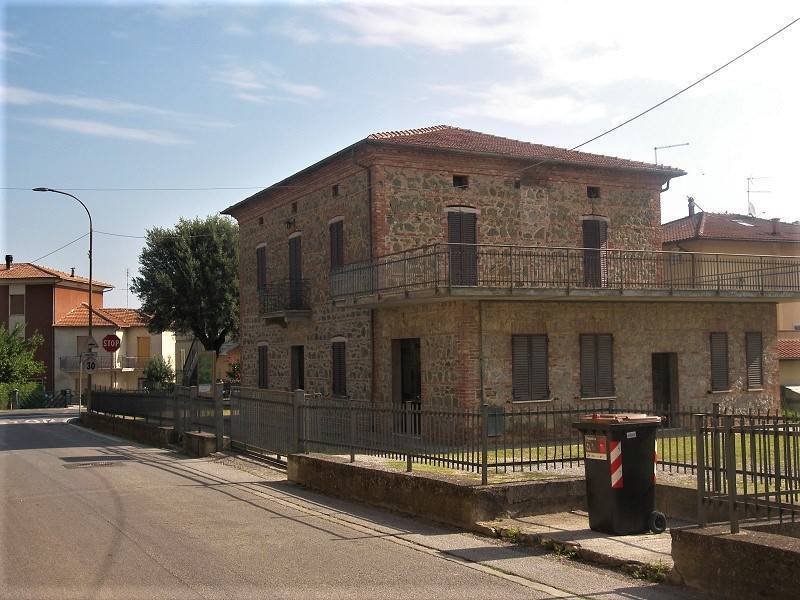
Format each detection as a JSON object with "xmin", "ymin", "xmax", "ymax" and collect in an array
[{"xmin": 476, "ymin": 511, "xmax": 686, "ymax": 578}]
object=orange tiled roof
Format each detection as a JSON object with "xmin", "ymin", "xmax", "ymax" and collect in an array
[
  {"xmin": 366, "ymin": 125, "xmax": 684, "ymax": 174},
  {"xmin": 778, "ymin": 339, "xmax": 800, "ymax": 360},
  {"xmin": 663, "ymin": 213, "xmax": 800, "ymax": 244},
  {"xmin": 0, "ymin": 262, "xmax": 113, "ymax": 288},
  {"xmin": 54, "ymin": 303, "xmax": 151, "ymax": 328}
]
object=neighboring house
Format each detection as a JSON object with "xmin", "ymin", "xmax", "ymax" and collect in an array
[
  {"xmin": 663, "ymin": 206, "xmax": 800, "ymax": 403},
  {"xmin": 53, "ymin": 303, "xmax": 176, "ymax": 392},
  {"xmin": 0, "ymin": 258, "xmax": 113, "ymax": 391},
  {"xmin": 777, "ymin": 340, "xmax": 800, "ymax": 407},
  {"xmin": 223, "ymin": 125, "xmax": 800, "ymax": 414}
]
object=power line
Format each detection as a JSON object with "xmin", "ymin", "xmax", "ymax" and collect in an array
[
  {"xmin": 27, "ymin": 232, "xmax": 89, "ymax": 263},
  {"xmin": 519, "ymin": 16, "xmax": 799, "ymax": 175}
]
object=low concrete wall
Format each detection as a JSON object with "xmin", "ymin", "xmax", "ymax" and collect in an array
[
  {"xmin": 288, "ymin": 454, "xmax": 585, "ymax": 529},
  {"xmin": 671, "ymin": 522, "xmax": 800, "ymax": 598},
  {"xmin": 82, "ymin": 412, "xmax": 173, "ymax": 448},
  {"xmin": 183, "ymin": 431, "xmax": 217, "ymax": 457}
]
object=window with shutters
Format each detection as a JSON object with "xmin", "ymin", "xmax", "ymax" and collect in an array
[
  {"xmin": 512, "ymin": 335, "xmax": 549, "ymax": 401},
  {"xmin": 581, "ymin": 218, "xmax": 608, "ymax": 288},
  {"xmin": 255, "ymin": 245, "xmax": 267, "ymax": 291},
  {"xmin": 257, "ymin": 345, "xmax": 269, "ymax": 389},
  {"xmin": 332, "ymin": 341, "xmax": 347, "ymax": 396},
  {"xmin": 447, "ymin": 209, "xmax": 478, "ymax": 286},
  {"xmin": 709, "ymin": 332, "xmax": 729, "ymax": 391},
  {"xmin": 329, "ymin": 219, "xmax": 344, "ymax": 270},
  {"xmin": 745, "ymin": 332, "xmax": 763, "ymax": 390},
  {"xmin": 580, "ymin": 334, "xmax": 614, "ymax": 398}
]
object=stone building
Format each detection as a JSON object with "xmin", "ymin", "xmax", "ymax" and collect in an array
[{"xmin": 223, "ymin": 125, "xmax": 800, "ymax": 414}]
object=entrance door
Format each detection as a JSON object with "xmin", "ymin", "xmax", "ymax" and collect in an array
[
  {"xmin": 291, "ymin": 345, "xmax": 305, "ymax": 391},
  {"xmin": 393, "ymin": 338, "xmax": 421, "ymax": 435},
  {"xmin": 137, "ymin": 337, "xmax": 151, "ymax": 370},
  {"xmin": 448, "ymin": 211, "xmax": 478, "ymax": 286},
  {"xmin": 582, "ymin": 218, "xmax": 608, "ymax": 287},
  {"xmin": 651, "ymin": 353, "xmax": 678, "ymax": 422},
  {"xmin": 288, "ymin": 235, "xmax": 302, "ymax": 309}
]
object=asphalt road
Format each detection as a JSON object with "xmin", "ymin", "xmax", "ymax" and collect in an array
[{"xmin": 0, "ymin": 410, "xmax": 700, "ymax": 599}]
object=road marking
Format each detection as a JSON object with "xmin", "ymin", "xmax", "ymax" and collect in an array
[{"xmin": 0, "ymin": 417, "xmax": 72, "ymax": 425}]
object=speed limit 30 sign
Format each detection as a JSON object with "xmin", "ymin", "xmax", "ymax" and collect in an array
[{"xmin": 83, "ymin": 352, "xmax": 98, "ymax": 374}]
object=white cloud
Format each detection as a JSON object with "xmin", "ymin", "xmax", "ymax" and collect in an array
[
  {"xmin": 26, "ymin": 117, "xmax": 190, "ymax": 145},
  {"xmin": 213, "ymin": 64, "xmax": 323, "ymax": 103},
  {"xmin": 274, "ymin": 20, "xmax": 320, "ymax": 45},
  {"xmin": 223, "ymin": 23, "xmax": 252, "ymax": 36},
  {"xmin": 1, "ymin": 30, "xmax": 36, "ymax": 58},
  {"xmin": 1, "ymin": 85, "xmax": 233, "ymax": 129},
  {"xmin": 213, "ymin": 66, "xmax": 265, "ymax": 91}
]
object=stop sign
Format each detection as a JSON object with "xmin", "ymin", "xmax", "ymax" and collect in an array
[{"xmin": 102, "ymin": 334, "xmax": 121, "ymax": 352}]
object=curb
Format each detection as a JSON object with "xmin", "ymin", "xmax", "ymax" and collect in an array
[{"xmin": 475, "ymin": 521, "xmax": 671, "ymax": 583}]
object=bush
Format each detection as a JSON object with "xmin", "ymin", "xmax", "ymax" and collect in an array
[
  {"xmin": 143, "ymin": 356, "xmax": 175, "ymax": 389},
  {"xmin": 0, "ymin": 382, "xmax": 47, "ymax": 410}
]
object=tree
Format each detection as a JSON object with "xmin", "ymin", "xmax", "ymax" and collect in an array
[
  {"xmin": 131, "ymin": 215, "xmax": 239, "ymax": 353},
  {"xmin": 143, "ymin": 356, "xmax": 175, "ymax": 388},
  {"xmin": 0, "ymin": 324, "xmax": 44, "ymax": 384}
]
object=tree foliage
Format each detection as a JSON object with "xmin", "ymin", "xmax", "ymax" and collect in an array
[
  {"xmin": 143, "ymin": 356, "xmax": 175, "ymax": 388},
  {"xmin": 0, "ymin": 324, "xmax": 44, "ymax": 385},
  {"xmin": 131, "ymin": 215, "xmax": 239, "ymax": 353}
]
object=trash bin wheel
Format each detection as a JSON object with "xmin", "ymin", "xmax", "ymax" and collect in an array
[{"xmin": 648, "ymin": 511, "xmax": 667, "ymax": 534}]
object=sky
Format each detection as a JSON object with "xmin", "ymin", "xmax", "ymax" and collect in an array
[{"xmin": 2, "ymin": 1, "xmax": 799, "ymax": 308}]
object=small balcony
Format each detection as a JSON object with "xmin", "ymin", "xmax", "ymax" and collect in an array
[
  {"xmin": 60, "ymin": 354, "xmax": 116, "ymax": 372},
  {"xmin": 330, "ymin": 243, "xmax": 800, "ymax": 306},
  {"xmin": 259, "ymin": 278, "xmax": 312, "ymax": 322}
]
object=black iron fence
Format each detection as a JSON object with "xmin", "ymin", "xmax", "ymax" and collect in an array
[
  {"xmin": 697, "ymin": 409, "xmax": 800, "ymax": 533},
  {"xmin": 259, "ymin": 278, "xmax": 311, "ymax": 314},
  {"xmin": 331, "ymin": 243, "xmax": 800, "ymax": 299}
]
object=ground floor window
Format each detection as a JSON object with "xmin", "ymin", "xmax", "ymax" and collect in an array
[
  {"xmin": 745, "ymin": 332, "xmax": 763, "ymax": 389},
  {"xmin": 710, "ymin": 332, "xmax": 728, "ymax": 391},
  {"xmin": 580, "ymin": 334, "xmax": 614, "ymax": 398},
  {"xmin": 291, "ymin": 345, "xmax": 305, "ymax": 391},
  {"xmin": 257, "ymin": 345, "xmax": 269, "ymax": 389},
  {"xmin": 512, "ymin": 334, "xmax": 549, "ymax": 401},
  {"xmin": 332, "ymin": 340, "xmax": 346, "ymax": 396}
]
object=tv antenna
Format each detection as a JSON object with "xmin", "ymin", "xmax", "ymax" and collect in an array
[
  {"xmin": 746, "ymin": 176, "xmax": 770, "ymax": 216},
  {"xmin": 654, "ymin": 142, "xmax": 689, "ymax": 164}
]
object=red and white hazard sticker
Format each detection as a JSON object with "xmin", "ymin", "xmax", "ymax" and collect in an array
[{"xmin": 610, "ymin": 440, "xmax": 623, "ymax": 488}]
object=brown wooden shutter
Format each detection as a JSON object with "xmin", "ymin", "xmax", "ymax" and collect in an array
[
  {"xmin": 448, "ymin": 211, "xmax": 477, "ymax": 285},
  {"xmin": 257, "ymin": 346, "xmax": 268, "ymax": 389},
  {"xmin": 530, "ymin": 335, "xmax": 549, "ymax": 400},
  {"xmin": 512, "ymin": 336, "xmax": 531, "ymax": 401},
  {"xmin": 332, "ymin": 341, "xmax": 346, "ymax": 396},
  {"xmin": 289, "ymin": 236, "xmax": 302, "ymax": 308},
  {"xmin": 582, "ymin": 219, "xmax": 608, "ymax": 287},
  {"xmin": 256, "ymin": 246, "xmax": 267, "ymax": 291},
  {"xmin": 596, "ymin": 334, "xmax": 614, "ymax": 397},
  {"xmin": 329, "ymin": 221, "xmax": 344, "ymax": 270},
  {"xmin": 745, "ymin": 332, "xmax": 763, "ymax": 389},
  {"xmin": 580, "ymin": 334, "xmax": 597, "ymax": 397},
  {"xmin": 710, "ymin": 332, "xmax": 729, "ymax": 391}
]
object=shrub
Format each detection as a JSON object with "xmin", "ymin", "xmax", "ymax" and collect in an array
[{"xmin": 143, "ymin": 356, "xmax": 175, "ymax": 390}]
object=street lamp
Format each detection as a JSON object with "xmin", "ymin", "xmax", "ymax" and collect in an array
[{"xmin": 33, "ymin": 187, "xmax": 94, "ymax": 415}]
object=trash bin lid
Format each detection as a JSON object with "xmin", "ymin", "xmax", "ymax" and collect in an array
[{"xmin": 578, "ymin": 413, "xmax": 662, "ymax": 424}]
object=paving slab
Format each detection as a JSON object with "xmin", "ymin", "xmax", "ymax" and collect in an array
[{"xmin": 479, "ymin": 511, "xmax": 686, "ymax": 573}]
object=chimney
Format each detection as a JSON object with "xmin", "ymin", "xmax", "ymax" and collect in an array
[
  {"xmin": 687, "ymin": 197, "xmax": 695, "ymax": 217},
  {"xmin": 4, "ymin": 255, "xmax": 11, "ymax": 270},
  {"xmin": 70, "ymin": 267, "xmax": 75, "ymax": 277},
  {"xmin": 771, "ymin": 218, "xmax": 780, "ymax": 235}
]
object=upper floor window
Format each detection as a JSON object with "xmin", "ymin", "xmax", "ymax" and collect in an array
[
  {"xmin": 255, "ymin": 245, "xmax": 267, "ymax": 291},
  {"xmin": 745, "ymin": 332, "xmax": 763, "ymax": 390},
  {"xmin": 452, "ymin": 175, "xmax": 469, "ymax": 189},
  {"xmin": 331, "ymin": 184, "xmax": 339, "ymax": 197},
  {"xmin": 580, "ymin": 334, "xmax": 614, "ymax": 398},
  {"xmin": 329, "ymin": 218, "xmax": 344, "ymax": 270},
  {"xmin": 710, "ymin": 332, "xmax": 729, "ymax": 391},
  {"xmin": 587, "ymin": 186, "xmax": 601, "ymax": 199},
  {"xmin": 512, "ymin": 334, "xmax": 549, "ymax": 401},
  {"xmin": 9, "ymin": 294, "xmax": 24, "ymax": 315}
]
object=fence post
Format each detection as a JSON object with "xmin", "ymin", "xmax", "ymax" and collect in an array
[
  {"xmin": 348, "ymin": 396, "xmax": 355, "ymax": 463},
  {"xmin": 214, "ymin": 383, "xmax": 224, "ymax": 452},
  {"xmin": 172, "ymin": 387, "xmax": 182, "ymax": 441},
  {"xmin": 292, "ymin": 389, "xmax": 305, "ymax": 454},
  {"xmin": 711, "ymin": 402, "xmax": 721, "ymax": 493},
  {"xmin": 725, "ymin": 415, "xmax": 739, "ymax": 534},
  {"xmin": 481, "ymin": 403, "xmax": 489, "ymax": 486},
  {"xmin": 190, "ymin": 386, "xmax": 199, "ymax": 432},
  {"xmin": 695, "ymin": 413, "xmax": 707, "ymax": 526}
]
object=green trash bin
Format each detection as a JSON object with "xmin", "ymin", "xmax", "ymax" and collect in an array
[{"xmin": 574, "ymin": 413, "xmax": 666, "ymax": 535}]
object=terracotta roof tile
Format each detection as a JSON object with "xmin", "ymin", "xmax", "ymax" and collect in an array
[
  {"xmin": 54, "ymin": 303, "xmax": 151, "ymax": 328},
  {"xmin": 0, "ymin": 262, "xmax": 113, "ymax": 288},
  {"xmin": 366, "ymin": 125, "xmax": 685, "ymax": 174},
  {"xmin": 663, "ymin": 213, "xmax": 800, "ymax": 244},
  {"xmin": 778, "ymin": 339, "xmax": 800, "ymax": 360}
]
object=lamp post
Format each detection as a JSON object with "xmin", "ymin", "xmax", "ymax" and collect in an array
[{"xmin": 33, "ymin": 187, "xmax": 94, "ymax": 415}]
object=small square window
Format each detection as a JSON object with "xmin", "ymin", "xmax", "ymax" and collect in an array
[
  {"xmin": 291, "ymin": 201, "xmax": 298, "ymax": 214},
  {"xmin": 452, "ymin": 175, "xmax": 469, "ymax": 189},
  {"xmin": 331, "ymin": 184, "xmax": 339, "ymax": 197},
  {"xmin": 10, "ymin": 294, "xmax": 24, "ymax": 315},
  {"xmin": 587, "ymin": 186, "xmax": 601, "ymax": 199},
  {"xmin": 258, "ymin": 216, "xmax": 264, "ymax": 226},
  {"xmin": 514, "ymin": 178, "xmax": 521, "ymax": 189}
]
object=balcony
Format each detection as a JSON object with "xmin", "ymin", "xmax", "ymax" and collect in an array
[
  {"xmin": 59, "ymin": 355, "xmax": 146, "ymax": 372},
  {"xmin": 330, "ymin": 243, "xmax": 800, "ymax": 306},
  {"xmin": 259, "ymin": 278, "xmax": 311, "ymax": 323}
]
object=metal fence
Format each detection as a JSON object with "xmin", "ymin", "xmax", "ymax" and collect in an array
[
  {"xmin": 697, "ymin": 410, "xmax": 800, "ymax": 532},
  {"xmin": 229, "ymin": 387, "xmax": 299, "ymax": 458},
  {"xmin": 331, "ymin": 243, "xmax": 800, "ymax": 299}
]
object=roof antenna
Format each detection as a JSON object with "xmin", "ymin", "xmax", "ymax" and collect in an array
[
  {"xmin": 746, "ymin": 176, "xmax": 770, "ymax": 217},
  {"xmin": 654, "ymin": 142, "xmax": 689, "ymax": 165}
]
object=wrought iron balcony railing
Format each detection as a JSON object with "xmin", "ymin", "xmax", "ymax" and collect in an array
[
  {"xmin": 60, "ymin": 354, "xmax": 116, "ymax": 371},
  {"xmin": 330, "ymin": 243, "xmax": 800, "ymax": 302},
  {"xmin": 259, "ymin": 278, "xmax": 311, "ymax": 315}
]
